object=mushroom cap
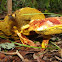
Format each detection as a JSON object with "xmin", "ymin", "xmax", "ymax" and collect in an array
[{"xmin": 21, "ymin": 17, "xmax": 62, "ymax": 35}]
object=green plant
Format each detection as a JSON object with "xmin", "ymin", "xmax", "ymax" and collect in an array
[
  {"xmin": 0, "ymin": 0, "xmax": 62, "ymax": 14},
  {"xmin": 0, "ymin": 0, "xmax": 7, "ymax": 13},
  {"xmin": 12, "ymin": 0, "xmax": 22, "ymax": 11},
  {"xmin": 21, "ymin": 0, "xmax": 62, "ymax": 13},
  {"xmin": 0, "ymin": 42, "xmax": 15, "ymax": 50}
]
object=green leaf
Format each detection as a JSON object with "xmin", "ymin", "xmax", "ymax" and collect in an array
[
  {"xmin": 0, "ymin": 42, "xmax": 15, "ymax": 50},
  {"xmin": 1, "ymin": 0, "xmax": 7, "ymax": 11},
  {"xmin": 45, "ymin": 0, "xmax": 50, "ymax": 8}
]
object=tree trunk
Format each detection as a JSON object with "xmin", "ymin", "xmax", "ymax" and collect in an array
[{"xmin": 7, "ymin": 0, "xmax": 12, "ymax": 14}]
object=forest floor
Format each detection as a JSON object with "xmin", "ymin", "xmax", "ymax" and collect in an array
[{"xmin": 0, "ymin": 13, "xmax": 62, "ymax": 62}]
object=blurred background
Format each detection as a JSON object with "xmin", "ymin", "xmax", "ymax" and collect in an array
[{"xmin": 0, "ymin": 0, "xmax": 62, "ymax": 16}]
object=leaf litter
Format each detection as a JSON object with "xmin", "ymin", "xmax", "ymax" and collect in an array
[{"xmin": 0, "ymin": 34, "xmax": 62, "ymax": 62}]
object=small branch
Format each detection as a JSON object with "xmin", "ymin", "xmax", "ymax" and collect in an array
[
  {"xmin": 50, "ymin": 41, "xmax": 61, "ymax": 50},
  {"xmin": 61, "ymin": 49, "xmax": 62, "ymax": 58},
  {"xmin": 0, "ymin": 51, "xmax": 16, "ymax": 55},
  {"xmin": 0, "ymin": 50, "xmax": 25, "ymax": 62},
  {"xmin": 16, "ymin": 50, "xmax": 25, "ymax": 62},
  {"xmin": 55, "ymin": 56, "xmax": 62, "ymax": 61}
]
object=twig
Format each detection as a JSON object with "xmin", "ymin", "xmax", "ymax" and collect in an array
[
  {"xmin": 16, "ymin": 50, "xmax": 25, "ymax": 62},
  {"xmin": 55, "ymin": 56, "xmax": 62, "ymax": 61},
  {"xmin": 50, "ymin": 41, "xmax": 61, "ymax": 50},
  {"xmin": 0, "ymin": 50, "xmax": 25, "ymax": 62},
  {"xmin": 0, "ymin": 51, "xmax": 16, "ymax": 55},
  {"xmin": 59, "ymin": 49, "xmax": 62, "ymax": 59},
  {"xmin": 39, "ymin": 49, "xmax": 48, "ymax": 55},
  {"xmin": 61, "ymin": 49, "xmax": 62, "ymax": 58}
]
